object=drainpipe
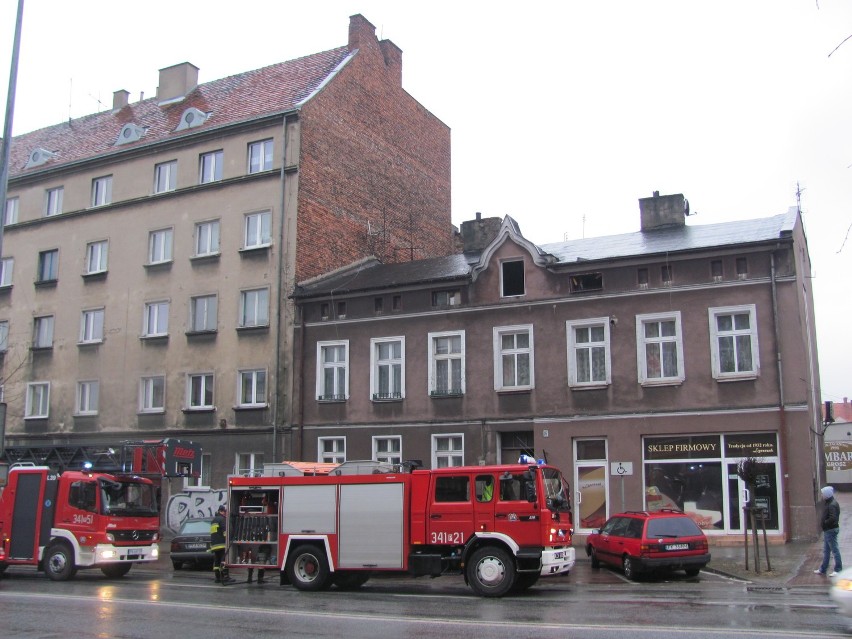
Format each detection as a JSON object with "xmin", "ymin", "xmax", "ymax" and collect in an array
[
  {"xmin": 271, "ymin": 115, "xmax": 289, "ymax": 463},
  {"xmin": 770, "ymin": 250, "xmax": 791, "ymax": 541}
]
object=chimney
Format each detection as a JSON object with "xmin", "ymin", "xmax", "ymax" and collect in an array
[
  {"xmin": 156, "ymin": 62, "xmax": 199, "ymax": 104},
  {"xmin": 379, "ymin": 39, "xmax": 403, "ymax": 86},
  {"xmin": 112, "ymin": 89, "xmax": 130, "ymax": 111},
  {"xmin": 348, "ymin": 14, "xmax": 377, "ymax": 51},
  {"xmin": 639, "ymin": 192, "xmax": 687, "ymax": 232},
  {"xmin": 460, "ymin": 213, "xmax": 502, "ymax": 253}
]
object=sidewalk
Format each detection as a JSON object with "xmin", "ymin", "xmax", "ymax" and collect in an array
[{"xmin": 705, "ymin": 490, "xmax": 851, "ymax": 586}]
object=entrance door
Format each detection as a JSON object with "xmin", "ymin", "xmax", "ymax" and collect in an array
[
  {"xmin": 574, "ymin": 439, "xmax": 608, "ymax": 531},
  {"xmin": 726, "ymin": 461, "xmax": 780, "ymax": 533}
]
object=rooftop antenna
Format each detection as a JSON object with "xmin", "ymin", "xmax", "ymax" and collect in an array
[
  {"xmin": 796, "ymin": 181, "xmax": 805, "ymax": 215},
  {"xmin": 68, "ymin": 78, "xmax": 72, "ymax": 122},
  {"xmin": 582, "ymin": 213, "xmax": 586, "ymax": 239}
]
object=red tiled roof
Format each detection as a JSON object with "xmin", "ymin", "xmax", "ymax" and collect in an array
[{"xmin": 8, "ymin": 46, "xmax": 352, "ymax": 176}]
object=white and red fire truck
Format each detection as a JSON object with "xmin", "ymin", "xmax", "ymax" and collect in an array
[{"xmin": 225, "ymin": 459, "xmax": 574, "ymax": 597}]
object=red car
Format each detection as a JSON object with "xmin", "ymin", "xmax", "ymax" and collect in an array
[{"xmin": 586, "ymin": 509, "xmax": 710, "ymax": 580}]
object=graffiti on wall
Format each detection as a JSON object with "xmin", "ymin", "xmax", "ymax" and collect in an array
[{"xmin": 165, "ymin": 489, "xmax": 227, "ymax": 532}]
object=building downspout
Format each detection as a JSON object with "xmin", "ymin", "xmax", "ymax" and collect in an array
[
  {"xmin": 271, "ymin": 115, "xmax": 290, "ymax": 463},
  {"xmin": 770, "ymin": 250, "xmax": 792, "ymax": 542}
]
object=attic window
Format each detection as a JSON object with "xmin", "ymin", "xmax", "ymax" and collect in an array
[
  {"xmin": 175, "ymin": 107, "xmax": 210, "ymax": 132},
  {"xmin": 25, "ymin": 148, "xmax": 57, "ymax": 169},
  {"xmin": 570, "ymin": 272, "xmax": 603, "ymax": 293},
  {"xmin": 115, "ymin": 123, "xmax": 147, "ymax": 146},
  {"xmin": 501, "ymin": 260, "xmax": 525, "ymax": 297}
]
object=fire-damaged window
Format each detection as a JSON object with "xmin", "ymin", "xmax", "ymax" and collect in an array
[
  {"xmin": 501, "ymin": 260, "xmax": 525, "ymax": 297},
  {"xmin": 570, "ymin": 272, "xmax": 603, "ymax": 293},
  {"xmin": 434, "ymin": 475, "xmax": 470, "ymax": 502}
]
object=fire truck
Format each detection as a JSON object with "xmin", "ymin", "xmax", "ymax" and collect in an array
[
  {"xmin": 0, "ymin": 438, "xmax": 201, "ymax": 580},
  {"xmin": 225, "ymin": 458, "xmax": 574, "ymax": 597}
]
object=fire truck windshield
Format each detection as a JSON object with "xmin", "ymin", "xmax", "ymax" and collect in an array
[
  {"xmin": 542, "ymin": 468, "xmax": 571, "ymax": 513},
  {"xmin": 100, "ymin": 479, "xmax": 158, "ymax": 517}
]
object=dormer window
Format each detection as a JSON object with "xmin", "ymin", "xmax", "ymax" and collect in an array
[
  {"xmin": 115, "ymin": 123, "xmax": 147, "ymax": 146},
  {"xmin": 501, "ymin": 260, "xmax": 525, "ymax": 297},
  {"xmin": 175, "ymin": 107, "xmax": 210, "ymax": 131},
  {"xmin": 25, "ymin": 148, "xmax": 57, "ymax": 169}
]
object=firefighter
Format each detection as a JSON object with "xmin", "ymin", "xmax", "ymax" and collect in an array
[{"xmin": 210, "ymin": 505, "xmax": 233, "ymax": 583}]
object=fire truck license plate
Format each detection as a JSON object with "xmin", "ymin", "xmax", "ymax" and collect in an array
[
  {"xmin": 553, "ymin": 551, "xmax": 566, "ymax": 560},
  {"xmin": 664, "ymin": 543, "xmax": 689, "ymax": 551}
]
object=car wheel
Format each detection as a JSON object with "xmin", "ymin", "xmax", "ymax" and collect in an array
[
  {"xmin": 101, "ymin": 563, "xmax": 132, "ymax": 578},
  {"xmin": 466, "ymin": 546, "xmax": 516, "ymax": 598},
  {"xmin": 589, "ymin": 547, "xmax": 600, "ymax": 569},
  {"xmin": 622, "ymin": 555, "xmax": 639, "ymax": 581},
  {"xmin": 685, "ymin": 568, "xmax": 701, "ymax": 577}
]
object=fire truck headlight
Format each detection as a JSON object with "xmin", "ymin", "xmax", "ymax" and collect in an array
[
  {"xmin": 152, "ymin": 546, "xmax": 159, "ymax": 558},
  {"xmin": 100, "ymin": 550, "xmax": 117, "ymax": 559},
  {"xmin": 105, "ymin": 533, "xmax": 115, "ymax": 542},
  {"xmin": 152, "ymin": 532, "xmax": 159, "ymax": 542}
]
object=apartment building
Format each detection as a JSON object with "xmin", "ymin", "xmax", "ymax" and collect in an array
[
  {"xmin": 291, "ymin": 193, "xmax": 823, "ymax": 542},
  {"xmin": 0, "ymin": 14, "xmax": 451, "ymax": 494}
]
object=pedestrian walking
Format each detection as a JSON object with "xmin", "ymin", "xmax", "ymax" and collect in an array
[{"xmin": 814, "ymin": 486, "xmax": 843, "ymax": 577}]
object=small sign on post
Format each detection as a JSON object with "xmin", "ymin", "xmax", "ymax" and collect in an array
[{"xmin": 610, "ymin": 462, "xmax": 633, "ymax": 476}]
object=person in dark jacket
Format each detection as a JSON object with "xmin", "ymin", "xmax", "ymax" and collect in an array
[
  {"xmin": 210, "ymin": 505, "xmax": 233, "ymax": 583},
  {"xmin": 814, "ymin": 486, "xmax": 843, "ymax": 577}
]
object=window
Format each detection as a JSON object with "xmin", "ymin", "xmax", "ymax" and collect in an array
[
  {"xmin": 184, "ymin": 452, "xmax": 212, "ymax": 489},
  {"xmin": 736, "ymin": 257, "xmax": 748, "ymax": 279},
  {"xmin": 194, "ymin": 220, "xmax": 220, "ymax": 257},
  {"xmin": 148, "ymin": 228, "xmax": 173, "ymax": 264},
  {"xmin": 711, "ymin": 260, "xmax": 723, "ymax": 282},
  {"xmin": 435, "ymin": 475, "xmax": 470, "ymax": 502},
  {"xmin": 336, "ymin": 301, "xmax": 346, "ymax": 319},
  {"xmin": 0, "ymin": 320, "xmax": 8, "ymax": 352},
  {"xmin": 79, "ymin": 308, "xmax": 105, "ymax": 344},
  {"xmin": 45, "ymin": 187, "xmax": 63, "ymax": 217},
  {"xmin": 636, "ymin": 312, "xmax": 684, "ymax": 385},
  {"xmin": 432, "ymin": 290, "xmax": 461, "ymax": 307},
  {"xmin": 37, "ymin": 249, "xmax": 59, "ymax": 282},
  {"xmin": 570, "ymin": 272, "xmax": 603, "ymax": 293},
  {"xmin": 190, "ymin": 294, "xmax": 218, "ymax": 332},
  {"xmin": 76, "ymin": 380, "xmax": 99, "ymax": 415},
  {"xmin": 318, "ymin": 437, "xmax": 345, "ymax": 464},
  {"xmin": 236, "ymin": 452, "xmax": 264, "ymax": 476},
  {"xmin": 709, "ymin": 305, "xmax": 759, "ymax": 380},
  {"xmin": 0, "ymin": 257, "xmax": 13, "ymax": 287},
  {"xmin": 143, "ymin": 301, "xmax": 169, "ymax": 337},
  {"xmin": 501, "ymin": 259, "xmax": 525, "ymax": 297},
  {"xmin": 244, "ymin": 211, "xmax": 271, "ymax": 249},
  {"xmin": 239, "ymin": 287, "xmax": 269, "ymax": 328},
  {"xmin": 140, "ymin": 376, "xmax": 165, "ymax": 412},
  {"xmin": 317, "ymin": 341, "xmax": 348, "ymax": 401},
  {"xmin": 370, "ymin": 337, "xmax": 405, "ymax": 400},
  {"xmin": 661, "ymin": 264, "xmax": 673, "ymax": 286},
  {"xmin": 429, "ymin": 331, "xmax": 464, "ymax": 396},
  {"xmin": 493, "ymin": 325, "xmax": 534, "ymax": 391},
  {"xmin": 373, "ymin": 436, "xmax": 402, "ymax": 466},
  {"xmin": 33, "ymin": 315, "xmax": 54, "ymax": 348},
  {"xmin": 154, "ymin": 160, "xmax": 177, "ymax": 194},
  {"xmin": 199, "ymin": 150, "xmax": 223, "ymax": 184},
  {"xmin": 91, "ymin": 176, "xmax": 112, "ymax": 207},
  {"xmin": 85, "ymin": 240, "xmax": 108, "ymax": 274},
  {"xmin": 374, "ymin": 297, "xmax": 384, "ymax": 314},
  {"xmin": 187, "ymin": 373, "xmax": 214, "ymax": 410},
  {"xmin": 566, "ymin": 319, "xmax": 610, "ymax": 387},
  {"xmin": 320, "ymin": 303, "xmax": 330, "ymax": 320},
  {"xmin": 238, "ymin": 369, "xmax": 267, "ymax": 407},
  {"xmin": 392, "ymin": 295, "xmax": 402, "ymax": 312},
  {"xmin": 247, "ymin": 139, "xmax": 273, "ymax": 173},
  {"xmin": 637, "ymin": 267, "xmax": 649, "ymax": 289},
  {"xmin": 4, "ymin": 197, "xmax": 19, "ymax": 225},
  {"xmin": 25, "ymin": 382, "xmax": 50, "ymax": 418},
  {"xmin": 433, "ymin": 434, "xmax": 464, "ymax": 468}
]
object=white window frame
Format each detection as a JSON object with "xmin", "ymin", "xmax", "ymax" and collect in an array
[
  {"xmin": 493, "ymin": 324, "xmax": 534, "ymax": 391},
  {"xmin": 566, "ymin": 318, "xmax": 611, "ymax": 388},
  {"xmin": 239, "ymin": 287, "xmax": 269, "ymax": 328},
  {"xmin": 500, "ymin": 259, "xmax": 526, "ymax": 298},
  {"xmin": 186, "ymin": 373, "xmax": 214, "ymax": 410},
  {"xmin": 432, "ymin": 434, "xmax": 464, "ymax": 468},
  {"xmin": 194, "ymin": 219, "xmax": 220, "ymax": 257},
  {"xmin": 45, "ymin": 187, "xmax": 63, "ymax": 217},
  {"xmin": 373, "ymin": 436, "xmax": 402, "ymax": 466},
  {"xmin": 708, "ymin": 304, "xmax": 760, "ymax": 380},
  {"xmin": 190, "ymin": 294, "xmax": 218, "ymax": 332},
  {"xmin": 184, "ymin": 452, "xmax": 212, "ymax": 489},
  {"xmin": 37, "ymin": 249, "xmax": 59, "ymax": 282},
  {"xmin": 636, "ymin": 311, "xmax": 685, "ymax": 385},
  {"xmin": 154, "ymin": 160, "xmax": 177, "ymax": 194},
  {"xmin": 199, "ymin": 150, "xmax": 223, "ymax": 184},
  {"xmin": 247, "ymin": 139, "xmax": 273, "ymax": 174},
  {"xmin": 370, "ymin": 336, "xmax": 405, "ymax": 400},
  {"xmin": 75, "ymin": 380, "xmax": 99, "ymax": 416},
  {"xmin": 79, "ymin": 307, "xmax": 105, "ymax": 344},
  {"xmin": 236, "ymin": 452, "xmax": 264, "ymax": 477},
  {"xmin": 91, "ymin": 176, "xmax": 112, "ymax": 207},
  {"xmin": 318, "ymin": 437, "xmax": 346, "ymax": 464},
  {"xmin": 148, "ymin": 228, "xmax": 174, "ymax": 264},
  {"xmin": 316, "ymin": 340, "xmax": 349, "ymax": 401},
  {"xmin": 0, "ymin": 257, "xmax": 13, "ymax": 287},
  {"xmin": 33, "ymin": 315, "xmax": 54, "ymax": 348},
  {"xmin": 85, "ymin": 240, "xmax": 108, "ymax": 274},
  {"xmin": 0, "ymin": 320, "xmax": 8, "ymax": 352},
  {"xmin": 140, "ymin": 375, "xmax": 166, "ymax": 413},
  {"xmin": 143, "ymin": 301, "xmax": 169, "ymax": 337},
  {"xmin": 237, "ymin": 369, "xmax": 267, "ymax": 407},
  {"xmin": 428, "ymin": 330, "xmax": 465, "ymax": 396},
  {"xmin": 4, "ymin": 196, "xmax": 19, "ymax": 225},
  {"xmin": 243, "ymin": 211, "xmax": 272, "ymax": 249},
  {"xmin": 25, "ymin": 381, "xmax": 50, "ymax": 419}
]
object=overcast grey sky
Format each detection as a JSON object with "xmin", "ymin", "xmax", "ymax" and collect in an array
[{"xmin": 1, "ymin": 0, "xmax": 850, "ymax": 404}]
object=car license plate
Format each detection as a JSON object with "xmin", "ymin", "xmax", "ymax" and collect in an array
[
  {"xmin": 664, "ymin": 543, "xmax": 689, "ymax": 551},
  {"xmin": 554, "ymin": 551, "xmax": 565, "ymax": 560},
  {"xmin": 186, "ymin": 544, "xmax": 206, "ymax": 550}
]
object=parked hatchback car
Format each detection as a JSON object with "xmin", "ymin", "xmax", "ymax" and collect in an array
[
  {"xmin": 170, "ymin": 517, "xmax": 214, "ymax": 570},
  {"xmin": 586, "ymin": 509, "xmax": 710, "ymax": 580}
]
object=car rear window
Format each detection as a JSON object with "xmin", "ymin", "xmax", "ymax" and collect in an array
[
  {"xmin": 181, "ymin": 520, "xmax": 211, "ymax": 534},
  {"xmin": 647, "ymin": 516, "xmax": 703, "ymax": 538}
]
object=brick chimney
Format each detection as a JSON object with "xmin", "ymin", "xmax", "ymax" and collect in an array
[
  {"xmin": 349, "ymin": 14, "xmax": 377, "ymax": 51},
  {"xmin": 112, "ymin": 89, "xmax": 130, "ymax": 111},
  {"xmin": 460, "ymin": 213, "xmax": 503, "ymax": 253},
  {"xmin": 157, "ymin": 62, "xmax": 199, "ymax": 104},
  {"xmin": 639, "ymin": 192, "xmax": 687, "ymax": 232}
]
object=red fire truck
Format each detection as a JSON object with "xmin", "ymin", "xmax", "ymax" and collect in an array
[{"xmin": 225, "ymin": 459, "xmax": 574, "ymax": 597}]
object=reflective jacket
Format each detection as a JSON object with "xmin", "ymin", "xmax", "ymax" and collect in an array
[{"xmin": 210, "ymin": 512, "xmax": 227, "ymax": 550}]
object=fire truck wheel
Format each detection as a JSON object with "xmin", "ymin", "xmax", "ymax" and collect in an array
[
  {"xmin": 44, "ymin": 542, "xmax": 77, "ymax": 581},
  {"xmin": 101, "ymin": 563, "xmax": 132, "ymax": 578},
  {"xmin": 0, "ymin": 563, "xmax": 7, "ymax": 575},
  {"xmin": 332, "ymin": 571, "xmax": 371, "ymax": 590},
  {"xmin": 286, "ymin": 545, "xmax": 331, "ymax": 591},
  {"xmin": 466, "ymin": 546, "xmax": 516, "ymax": 597}
]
